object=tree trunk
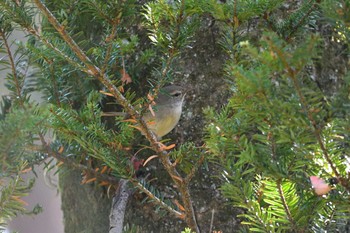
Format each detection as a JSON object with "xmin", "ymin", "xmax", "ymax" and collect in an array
[{"xmin": 59, "ymin": 170, "xmax": 111, "ymax": 233}]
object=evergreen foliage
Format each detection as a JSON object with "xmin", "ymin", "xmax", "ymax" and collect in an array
[
  {"xmin": 204, "ymin": 1, "xmax": 350, "ymax": 232},
  {"xmin": 1, "ymin": 8, "xmax": 46, "ymax": 228},
  {"xmin": 0, "ymin": 0, "xmax": 349, "ymax": 232},
  {"xmin": 0, "ymin": 173, "xmax": 41, "ymax": 231}
]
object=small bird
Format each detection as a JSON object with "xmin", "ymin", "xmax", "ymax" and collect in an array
[
  {"xmin": 103, "ymin": 85, "xmax": 185, "ymax": 138},
  {"xmin": 143, "ymin": 85, "xmax": 185, "ymax": 138}
]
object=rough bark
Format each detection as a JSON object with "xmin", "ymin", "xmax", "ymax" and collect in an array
[{"xmin": 59, "ymin": 170, "xmax": 111, "ymax": 233}]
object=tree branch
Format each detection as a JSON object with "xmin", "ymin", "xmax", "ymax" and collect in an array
[
  {"xmin": 285, "ymin": 0, "xmax": 319, "ymax": 41},
  {"xmin": 0, "ymin": 28, "xmax": 23, "ymax": 106},
  {"xmin": 33, "ymin": 1, "xmax": 200, "ymax": 231},
  {"xmin": 184, "ymin": 155, "xmax": 205, "ymax": 185},
  {"xmin": 109, "ymin": 179, "xmax": 133, "ymax": 233},
  {"xmin": 102, "ymin": 21, "xmax": 119, "ymax": 75},
  {"xmin": 276, "ymin": 179, "xmax": 296, "ymax": 231},
  {"xmin": 38, "ymin": 133, "xmax": 120, "ymax": 186},
  {"xmin": 132, "ymin": 180, "xmax": 183, "ymax": 218},
  {"xmin": 267, "ymin": 39, "xmax": 350, "ymax": 191},
  {"xmin": 39, "ymin": 133, "xmax": 133, "ymax": 233}
]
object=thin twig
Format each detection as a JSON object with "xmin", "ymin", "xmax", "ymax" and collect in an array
[
  {"xmin": 276, "ymin": 179, "xmax": 296, "ymax": 231},
  {"xmin": 209, "ymin": 209, "xmax": 215, "ymax": 233},
  {"xmin": 102, "ymin": 21, "xmax": 119, "ymax": 74},
  {"xmin": 132, "ymin": 180, "xmax": 183, "ymax": 218},
  {"xmin": 32, "ymin": 0, "xmax": 153, "ymax": 142},
  {"xmin": 184, "ymin": 155, "xmax": 205, "ymax": 185},
  {"xmin": 40, "ymin": 133, "xmax": 182, "ymax": 218},
  {"xmin": 2, "ymin": 0, "xmax": 88, "ymax": 72},
  {"xmin": 0, "ymin": 28, "xmax": 23, "ymax": 106},
  {"xmin": 38, "ymin": 133, "xmax": 120, "ymax": 186},
  {"xmin": 285, "ymin": 0, "xmax": 319, "ymax": 41},
  {"xmin": 39, "ymin": 132, "xmax": 182, "ymax": 219},
  {"xmin": 48, "ymin": 63, "xmax": 62, "ymax": 107}
]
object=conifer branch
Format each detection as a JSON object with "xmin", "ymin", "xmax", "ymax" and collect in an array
[
  {"xmin": 32, "ymin": 0, "xmax": 98, "ymax": 73},
  {"xmin": 40, "ymin": 133, "xmax": 183, "ymax": 222},
  {"xmin": 289, "ymin": 72, "xmax": 343, "ymax": 183},
  {"xmin": 0, "ymin": 171, "xmax": 33, "ymax": 228},
  {"xmin": 90, "ymin": 1, "xmax": 114, "ymax": 23},
  {"xmin": 184, "ymin": 155, "xmax": 205, "ymax": 185},
  {"xmin": 173, "ymin": 0, "xmax": 185, "ymax": 50},
  {"xmin": 267, "ymin": 39, "xmax": 350, "ymax": 191},
  {"xmin": 132, "ymin": 181, "xmax": 183, "ymax": 218},
  {"xmin": 232, "ymin": 0, "xmax": 238, "ymax": 62},
  {"xmin": 48, "ymin": 64, "xmax": 62, "ymax": 107},
  {"xmin": 276, "ymin": 179, "xmax": 296, "ymax": 231},
  {"xmin": 38, "ymin": 133, "xmax": 120, "ymax": 186},
  {"xmin": 41, "ymin": 131, "xmax": 184, "ymax": 220},
  {"xmin": 102, "ymin": 22, "xmax": 118, "ymax": 75},
  {"xmin": 285, "ymin": 0, "xmax": 319, "ymax": 41},
  {"xmin": 2, "ymin": 0, "xmax": 86, "ymax": 73},
  {"xmin": 151, "ymin": 1, "xmax": 200, "ymax": 230},
  {"xmin": 150, "ymin": 0, "xmax": 184, "ymax": 98},
  {"xmin": 0, "ymin": 28, "xmax": 23, "ymax": 106},
  {"xmin": 40, "ymin": 132, "xmax": 131, "ymax": 233},
  {"xmin": 32, "ymin": 0, "xmax": 160, "ymax": 152},
  {"xmin": 33, "ymin": 33, "xmax": 87, "ymax": 72},
  {"xmin": 33, "ymin": 1, "xmax": 200, "ymax": 231}
]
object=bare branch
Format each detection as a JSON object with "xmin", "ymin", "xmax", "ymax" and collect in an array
[{"xmin": 109, "ymin": 179, "xmax": 133, "ymax": 233}]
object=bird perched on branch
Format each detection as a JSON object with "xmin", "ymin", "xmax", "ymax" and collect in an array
[{"xmin": 103, "ymin": 85, "xmax": 185, "ymax": 138}]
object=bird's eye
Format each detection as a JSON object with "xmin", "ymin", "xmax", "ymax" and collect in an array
[{"xmin": 172, "ymin": 91, "xmax": 182, "ymax": 97}]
